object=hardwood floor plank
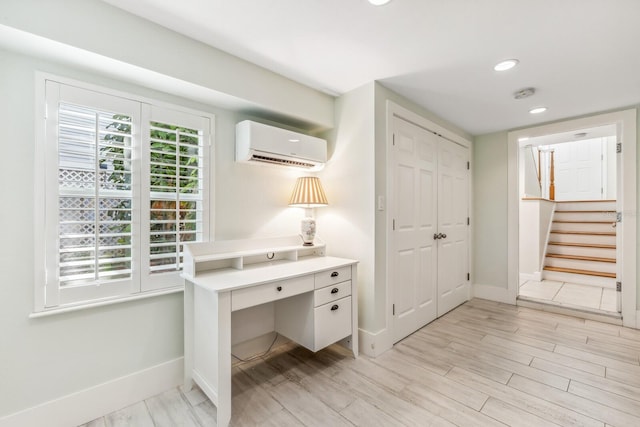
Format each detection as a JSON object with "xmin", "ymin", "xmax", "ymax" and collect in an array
[
  {"xmin": 79, "ymin": 418, "xmax": 107, "ymax": 427},
  {"xmin": 326, "ymin": 367, "xmax": 455, "ymax": 427},
  {"xmin": 508, "ymin": 374, "xmax": 640, "ymax": 427},
  {"xmin": 339, "ymin": 398, "xmax": 405, "ymax": 427},
  {"xmin": 480, "ymin": 397, "xmax": 560, "ymax": 427},
  {"xmin": 481, "ymin": 334, "xmax": 605, "ymax": 376},
  {"xmin": 144, "ymin": 388, "xmax": 201, "ymax": 427},
  {"xmin": 447, "ymin": 341, "xmax": 569, "ymax": 391},
  {"xmin": 104, "ymin": 402, "xmax": 154, "ymax": 427},
  {"xmin": 230, "ymin": 368, "xmax": 284, "ymax": 425},
  {"xmin": 450, "ymin": 318, "xmax": 558, "ymax": 351},
  {"xmin": 605, "ymin": 366, "xmax": 640, "ymax": 388},
  {"xmin": 531, "ymin": 357, "xmax": 640, "ymax": 402},
  {"xmin": 400, "ymin": 383, "xmax": 507, "ymax": 427},
  {"xmin": 257, "ymin": 408, "xmax": 303, "ymax": 427},
  {"xmin": 446, "ymin": 367, "xmax": 602, "ymax": 427},
  {"xmin": 619, "ymin": 326, "xmax": 640, "ymax": 342},
  {"xmin": 554, "ymin": 344, "xmax": 640, "ymax": 371},
  {"xmin": 369, "ymin": 349, "xmax": 490, "ymax": 411},
  {"xmin": 568, "ymin": 380, "xmax": 640, "ymax": 417},
  {"xmin": 267, "ymin": 381, "xmax": 352, "ymax": 427}
]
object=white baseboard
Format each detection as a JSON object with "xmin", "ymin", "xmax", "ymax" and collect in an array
[
  {"xmin": 472, "ymin": 283, "xmax": 515, "ymax": 305},
  {"xmin": 358, "ymin": 327, "xmax": 392, "ymax": 358},
  {"xmin": 0, "ymin": 358, "xmax": 183, "ymax": 427},
  {"xmin": 519, "ymin": 272, "xmax": 542, "ymax": 283}
]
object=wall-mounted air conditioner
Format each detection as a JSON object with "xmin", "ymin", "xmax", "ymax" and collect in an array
[{"xmin": 235, "ymin": 120, "xmax": 327, "ymax": 170}]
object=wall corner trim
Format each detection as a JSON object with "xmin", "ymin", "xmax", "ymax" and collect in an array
[{"xmin": 0, "ymin": 358, "xmax": 183, "ymax": 427}]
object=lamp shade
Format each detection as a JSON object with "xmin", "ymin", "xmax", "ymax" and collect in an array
[{"xmin": 288, "ymin": 177, "xmax": 328, "ymax": 207}]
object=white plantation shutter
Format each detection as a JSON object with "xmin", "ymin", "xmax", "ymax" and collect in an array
[
  {"xmin": 142, "ymin": 105, "xmax": 210, "ymax": 291},
  {"xmin": 45, "ymin": 82, "xmax": 141, "ymax": 306},
  {"xmin": 40, "ymin": 80, "xmax": 211, "ymax": 310}
]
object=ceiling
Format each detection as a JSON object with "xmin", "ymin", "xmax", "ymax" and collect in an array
[{"xmin": 101, "ymin": 0, "xmax": 640, "ymax": 135}]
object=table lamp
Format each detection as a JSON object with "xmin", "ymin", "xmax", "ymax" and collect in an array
[{"xmin": 288, "ymin": 176, "xmax": 328, "ymax": 246}]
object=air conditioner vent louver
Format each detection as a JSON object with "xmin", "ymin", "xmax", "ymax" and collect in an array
[
  {"xmin": 250, "ymin": 154, "xmax": 317, "ymax": 169},
  {"xmin": 236, "ymin": 120, "xmax": 327, "ymax": 171}
]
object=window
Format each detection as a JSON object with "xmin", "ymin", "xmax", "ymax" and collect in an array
[{"xmin": 36, "ymin": 79, "xmax": 212, "ymax": 311}]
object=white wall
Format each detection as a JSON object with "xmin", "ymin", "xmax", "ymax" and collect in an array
[
  {"xmin": 0, "ymin": 0, "xmax": 333, "ymax": 131},
  {"xmin": 317, "ymin": 83, "xmax": 376, "ymax": 331},
  {"xmin": 0, "ymin": 45, "xmax": 329, "ymax": 422},
  {"xmin": 472, "ymin": 132, "xmax": 509, "ymax": 289},
  {"xmin": 519, "ymin": 199, "xmax": 554, "ymax": 278}
]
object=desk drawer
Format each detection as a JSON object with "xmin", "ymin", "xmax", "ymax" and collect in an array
[
  {"xmin": 314, "ymin": 280, "xmax": 351, "ymax": 307},
  {"xmin": 315, "ymin": 266, "xmax": 351, "ymax": 289},
  {"xmin": 314, "ymin": 296, "xmax": 352, "ymax": 351},
  {"xmin": 232, "ymin": 276, "xmax": 314, "ymax": 311}
]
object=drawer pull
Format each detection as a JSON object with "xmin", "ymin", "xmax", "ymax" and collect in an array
[
  {"xmin": 330, "ymin": 271, "xmax": 339, "ymax": 277},
  {"xmin": 276, "ymin": 286, "xmax": 282, "ymax": 292},
  {"xmin": 331, "ymin": 288, "xmax": 339, "ymax": 294},
  {"xmin": 331, "ymin": 304, "xmax": 339, "ymax": 311}
]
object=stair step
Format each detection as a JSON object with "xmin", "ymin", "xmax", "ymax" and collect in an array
[
  {"xmin": 550, "ymin": 231, "xmax": 615, "ymax": 235},
  {"xmin": 553, "ymin": 211, "xmax": 618, "ymax": 222},
  {"xmin": 543, "ymin": 266, "xmax": 616, "ymax": 278},
  {"xmin": 548, "ymin": 242, "xmax": 616, "ymax": 249},
  {"xmin": 555, "ymin": 210, "xmax": 616, "ymax": 213},
  {"xmin": 546, "ymin": 253, "xmax": 616, "ymax": 263},
  {"xmin": 555, "ymin": 200, "xmax": 616, "ymax": 212},
  {"xmin": 553, "ymin": 220, "xmax": 612, "ymax": 224}
]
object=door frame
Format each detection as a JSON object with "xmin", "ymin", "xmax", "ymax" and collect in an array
[
  {"xmin": 386, "ymin": 101, "xmax": 473, "ymax": 343},
  {"xmin": 507, "ymin": 109, "xmax": 637, "ymax": 328}
]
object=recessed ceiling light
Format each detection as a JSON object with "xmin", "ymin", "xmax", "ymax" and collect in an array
[
  {"xmin": 494, "ymin": 59, "xmax": 519, "ymax": 71},
  {"xmin": 529, "ymin": 107, "xmax": 547, "ymax": 114},
  {"xmin": 368, "ymin": 0, "xmax": 391, "ymax": 5},
  {"xmin": 518, "ymin": 137, "xmax": 530, "ymax": 142}
]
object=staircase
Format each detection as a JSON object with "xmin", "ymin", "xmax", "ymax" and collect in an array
[{"xmin": 543, "ymin": 200, "xmax": 617, "ymax": 287}]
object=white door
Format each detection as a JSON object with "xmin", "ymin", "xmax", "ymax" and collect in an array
[
  {"xmin": 437, "ymin": 139, "xmax": 470, "ymax": 316},
  {"xmin": 391, "ymin": 117, "xmax": 438, "ymax": 343},
  {"xmin": 554, "ymin": 139, "xmax": 603, "ymax": 200}
]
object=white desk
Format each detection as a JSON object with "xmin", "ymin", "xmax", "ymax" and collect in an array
[{"xmin": 182, "ymin": 237, "xmax": 358, "ymax": 427}]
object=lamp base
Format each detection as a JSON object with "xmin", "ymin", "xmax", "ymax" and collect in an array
[{"xmin": 300, "ymin": 217, "xmax": 316, "ymax": 246}]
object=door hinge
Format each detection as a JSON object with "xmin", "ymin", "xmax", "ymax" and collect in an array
[
  {"xmin": 616, "ymin": 212, "xmax": 622, "ymax": 223},
  {"xmin": 392, "ymin": 219, "xmax": 396, "ymax": 230},
  {"xmin": 616, "ymin": 282, "xmax": 622, "ymax": 292},
  {"xmin": 467, "ymin": 217, "xmax": 470, "ymax": 226},
  {"xmin": 392, "ymin": 304, "xmax": 395, "ymax": 315},
  {"xmin": 617, "ymin": 142, "xmax": 622, "ymax": 153},
  {"xmin": 392, "ymin": 133, "xmax": 395, "ymax": 146},
  {"xmin": 467, "ymin": 161, "xmax": 470, "ymax": 170},
  {"xmin": 467, "ymin": 273, "xmax": 470, "ymax": 281}
]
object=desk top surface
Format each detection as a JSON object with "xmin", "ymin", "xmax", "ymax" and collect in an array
[{"xmin": 183, "ymin": 256, "xmax": 357, "ymax": 292}]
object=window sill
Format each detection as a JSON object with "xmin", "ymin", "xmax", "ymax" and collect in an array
[{"xmin": 29, "ymin": 286, "xmax": 184, "ymax": 318}]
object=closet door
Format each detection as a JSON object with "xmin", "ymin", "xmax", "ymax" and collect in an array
[
  {"xmin": 391, "ymin": 117, "xmax": 438, "ymax": 343},
  {"xmin": 437, "ymin": 138, "xmax": 469, "ymax": 316}
]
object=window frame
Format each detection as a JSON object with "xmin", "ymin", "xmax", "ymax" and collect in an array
[{"xmin": 34, "ymin": 73, "xmax": 215, "ymax": 314}]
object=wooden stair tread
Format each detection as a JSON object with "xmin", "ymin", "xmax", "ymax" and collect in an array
[
  {"xmin": 543, "ymin": 266, "xmax": 616, "ymax": 278},
  {"xmin": 547, "ymin": 242, "xmax": 616, "ymax": 249},
  {"xmin": 553, "ymin": 220, "xmax": 613, "ymax": 224},
  {"xmin": 550, "ymin": 231, "xmax": 616, "ymax": 235},
  {"xmin": 546, "ymin": 253, "xmax": 616, "ymax": 263},
  {"xmin": 555, "ymin": 210, "xmax": 616, "ymax": 213},
  {"xmin": 555, "ymin": 200, "xmax": 616, "ymax": 203}
]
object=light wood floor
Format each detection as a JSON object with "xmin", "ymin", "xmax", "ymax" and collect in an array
[{"xmin": 80, "ymin": 298, "xmax": 640, "ymax": 426}]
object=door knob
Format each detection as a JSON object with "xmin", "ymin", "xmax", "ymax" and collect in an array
[{"xmin": 440, "ymin": 233, "xmax": 447, "ymax": 239}]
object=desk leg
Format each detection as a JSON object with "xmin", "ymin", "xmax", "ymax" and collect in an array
[
  {"xmin": 183, "ymin": 280, "xmax": 194, "ymax": 392},
  {"xmin": 216, "ymin": 291, "xmax": 232, "ymax": 427}
]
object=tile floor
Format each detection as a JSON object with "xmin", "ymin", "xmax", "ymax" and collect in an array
[{"xmin": 519, "ymin": 279, "xmax": 618, "ymax": 313}]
